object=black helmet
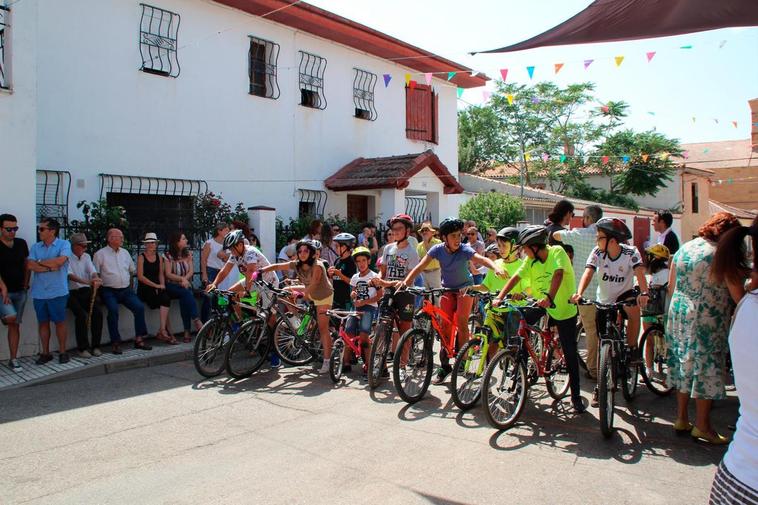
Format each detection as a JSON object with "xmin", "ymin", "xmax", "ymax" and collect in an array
[
  {"xmin": 223, "ymin": 229, "xmax": 246, "ymax": 249},
  {"xmin": 497, "ymin": 227, "xmax": 519, "ymax": 243},
  {"xmin": 333, "ymin": 232, "xmax": 356, "ymax": 248},
  {"xmin": 485, "ymin": 243, "xmax": 500, "ymax": 256},
  {"xmin": 295, "ymin": 239, "xmax": 317, "ymax": 254},
  {"xmin": 439, "ymin": 217, "xmax": 465, "ymax": 236},
  {"xmin": 517, "ymin": 225, "xmax": 548, "ymax": 247},
  {"xmin": 596, "ymin": 218, "xmax": 632, "ymax": 242}
]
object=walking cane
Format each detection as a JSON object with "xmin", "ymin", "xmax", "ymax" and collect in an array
[{"xmin": 87, "ymin": 282, "xmax": 99, "ymax": 331}]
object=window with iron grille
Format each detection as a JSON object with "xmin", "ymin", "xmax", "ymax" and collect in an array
[
  {"xmin": 139, "ymin": 4, "xmax": 180, "ymax": 78},
  {"xmin": 298, "ymin": 51, "xmax": 326, "ymax": 110},
  {"xmin": 248, "ymin": 36, "xmax": 280, "ymax": 99},
  {"xmin": 405, "ymin": 83, "xmax": 438, "ymax": 143},
  {"xmin": 0, "ymin": 5, "xmax": 9, "ymax": 90},
  {"xmin": 353, "ymin": 68, "xmax": 377, "ymax": 120},
  {"xmin": 298, "ymin": 189, "xmax": 327, "ymax": 218},
  {"xmin": 36, "ymin": 170, "xmax": 71, "ymax": 236}
]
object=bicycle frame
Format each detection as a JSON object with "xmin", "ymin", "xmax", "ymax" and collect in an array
[
  {"xmin": 515, "ymin": 317, "xmax": 557, "ymax": 378},
  {"xmin": 416, "ymin": 294, "xmax": 457, "ymax": 358},
  {"xmin": 330, "ymin": 312, "xmax": 365, "ymax": 358}
]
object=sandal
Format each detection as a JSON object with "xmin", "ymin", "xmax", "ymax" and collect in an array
[
  {"xmin": 134, "ymin": 339, "xmax": 153, "ymax": 350},
  {"xmin": 183, "ymin": 332, "xmax": 192, "ymax": 343},
  {"xmin": 160, "ymin": 330, "xmax": 179, "ymax": 345}
]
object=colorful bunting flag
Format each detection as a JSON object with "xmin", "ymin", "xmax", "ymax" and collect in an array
[
  {"xmin": 526, "ymin": 66, "xmax": 535, "ymax": 79},
  {"xmin": 482, "ymin": 91, "xmax": 492, "ymax": 102},
  {"xmin": 622, "ymin": 155, "xmax": 630, "ymax": 163},
  {"xmin": 680, "ymin": 45, "xmax": 693, "ymax": 49},
  {"xmin": 601, "ymin": 105, "xmax": 610, "ymax": 113},
  {"xmin": 647, "ymin": 111, "xmax": 656, "ymax": 116},
  {"xmin": 646, "ymin": 51, "xmax": 656, "ymax": 62},
  {"xmin": 728, "ymin": 178, "xmax": 734, "ymax": 184},
  {"xmin": 692, "ymin": 117, "xmax": 696, "ymax": 123},
  {"xmin": 507, "ymin": 94, "xmax": 514, "ymax": 105},
  {"xmin": 541, "ymin": 153, "xmax": 549, "ymax": 162},
  {"xmin": 583, "ymin": 59, "xmax": 594, "ymax": 70},
  {"xmin": 660, "ymin": 152, "xmax": 670, "ymax": 160},
  {"xmin": 424, "ymin": 73, "xmax": 433, "ymax": 86},
  {"xmin": 531, "ymin": 97, "xmax": 541, "ymax": 104},
  {"xmin": 560, "ymin": 155, "xmax": 567, "ymax": 163},
  {"xmin": 683, "ymin": 151, "xmax": 690, "ymax": 159},
  {"xmin": 614, "ymin": 56, "xmax": 625, "ymax": 67},
  {"xmin": 409, "ymin": 79, "xmax": 417, "ymax": 90},
  {"xmin": 732, "ymin": 121, "xmax": 738, "ymax": 128},
  {"xmin": 642, "ymin": 154, "xmax": 649, "ymax": 162},
  {"xmin": 457, "ymin": 87, "xmax": 464, "ymax": 99},
  {"xmin": 601, "ymin": 155, "xmax": 609, "ymax": 165},
  {"xmin": 383, "ymin": 74, "xmax": 392, "ymax": 87},
  {"xmin": 404, "ymin": 73, "xmax": 411, "ymax": 86},
  {"xmin": 714, "ymin": 119, "xmax": 719, "ymax": 124},
  {"xmin": 704, "ymin": 148, "xmax": 710, "ymax": 153},
  {"xmin": 447, "ymin": 72, "xmax": 456, "ymax": 81},
  {"xmin": 524, "ymin": 153, "xmax": 532, "ymax": 161},
  {"xmin": 719, "ymin": 40, "xmax": 727, "ymax": 49},
  {"xmin": 499, "ymin": 68, "xmax": 508, "ymax": 81},
  {"xmin": 554, "ymin": 63, "xmax": 564, "ymax": 74}
]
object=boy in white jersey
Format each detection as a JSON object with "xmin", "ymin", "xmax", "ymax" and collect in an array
[{"xmin": 572, "ymin": 218, "xmax": 649, "ymax": 406}]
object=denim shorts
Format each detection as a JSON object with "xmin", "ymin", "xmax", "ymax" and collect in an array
[
  {"xmin": 0, "ymin": 291, "xmax": 27, "ymax": 324},
  {"xmin": 346, "ymin": 305, "xmax": 377, "ymax": 335},
  {"xmin": 33, "ymin": 295, "xmax": 69, "ymax": 323}
]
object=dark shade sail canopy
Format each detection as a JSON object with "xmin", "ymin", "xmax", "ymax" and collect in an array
[{"xmin": 474, "ymin": 0, "xmax": 758, "ymax": 54}]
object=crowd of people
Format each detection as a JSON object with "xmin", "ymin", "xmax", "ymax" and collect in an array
[{"xmin": 1, "ymin": 202, "xmax": 756, "ymax": 502}]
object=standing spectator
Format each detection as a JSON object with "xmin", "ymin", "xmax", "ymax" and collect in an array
[
  {"xmin": 27, "ymin": 218, "xmax": 71, "ymax": 364},
  {"xmin": 164, "ymin": 232, "xmax": 202, "ymax": 343},
  {"xmin": 553, "ymin": 204, "xmax": 603, "ymax": 379},
  {"xmin": 0, "ymin": 213, "xmax": 29, "ymax": 371},
  {"xmin": 666, "ymin": 212, "xmax": 743, "ymax": 444},
  {"xmin": 546, "ymin": 199, "xmax": 575, "ymax": 246},
  {"xmin": 357, "ymin": 223, "xmax": 379, "ymax": 256},
  {"xmin": 465, "ymin": 226, "xmax": 486, "ymax": 284},
  {"xmin": 709, "ymin": 217, "xmax": 758, "ymax": 502},
  {"xmin": 417, "ymin": 222, "xmax": 442, "ymax": 289},
  {"xmin": 484, "ymin": 228, "xmax": 498, "ymax": 247},
  {"xmin": 304, "ymin": 219, "xmax": 322, "ymax": 241},
  {"xmin": 376, "ymin": 228, "xmax": 394, "ymax": 268},
  {"xmin": 319, "ymin": 222, "xmax": 339, "ymax": 267},
  {"xmin": 200, "ymin": 223, "xmax": 230, "ymax": 321},
  {"xmin": 66, "ymin": 233, "xmax": 103, "ymax": 358},
  {"xmin": 462, "ymin": 220, "xmax": 483, "ymax": 243},
  {"xmin": 231, "ymin": 220, "xmax": 253, "ymax": 244},
  {"xmin": 136, "ymin": 233, "xmax": 174, "ymax": 344},
  {"xmin": 93, "ymin": 228, "xmax": 152, "ymax": 354},
  {"xmin": 654, "ymin": 211, "xmax": 680, "ymax": 256}
]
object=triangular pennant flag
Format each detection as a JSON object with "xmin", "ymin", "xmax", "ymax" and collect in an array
[
  {"xmin": 719, "ymin": 40, "xmax": 727, "ymax": 49},
  {"xmin": 601, "ymin": 105, "xmax": 610, "ymax": 113},
  {"xmin": 646, "ymin": 51, "xmax": 656, "ymax": 62},
  {"xmin": 714, "ymin": 118, "xmax": 719, "ymax": 124},
  {"xmin": 680, "ymin": 44, "xmax": 693, "ymax": 49},
  {"xmin": 601, "ymin": 155, "xmax": 610, "ymax": 165},
  {"xmin": 560, "ymin": 155, "xmax": 567, "ymax": 163},
  {"xmin": 424, "ymin": 73, "xmax": 433, "ymax": 86},
  {"xmin": 524, "ymin": 153, "xmax": 532, "ymax": 161},
  {"xmin": 531, "ymin": 97, "xmax": 541, "ymax": 104},
  {"xmin": 642, "ymin": 154, "xmax": 650, "ymax": 162},
  {"xmin": 409, "ymin": 80, "xmax": 417, "ymax": 90},
  {"xmin": 541, "ymin": 153, "xmax": 550, "ymax": 162},
  {"xmin": 457, "ymin": 87, "xmax": 464, "ymax": 99},
  {"xmin": 683, "ymin": 151, "xmax": 690, "ymax": 159},
  {"xmin": 647, "ymin": 111, "xmax": 656, "ymax": 116},
  {"xmin": 728, "ymin": 178, "xmax": 734, "ymax": 184},
  {"xmin": 692, "ymin": 117, "xmax": 696, "ymax": 123},
  {"xmin": 383, "ymin": 74, "xmax": 392, "ymax": 87},
  {"xmin": 660, "ymin": 152, "xmax": 670, "ymax": 160},
  {"xmin": 622, "ymin": 155, "xmax": 630, "ymax": 163},
  {"xmin": 526, "ymin": 66, "xmax": 535, "ymax": 79},
  {"xmin": 583, "ymin": 59, "xmax": 594, "ymax": 70},
  {"xmin": 447, "ymin": 71, "xmax": 456, "ymax": 81},
  {"xmin": 507, "ymin": 94, "xmax": 514, "ymax": 105},
  {"xmin": 554, "ymin": 63, "xmax": 564, "ymax": 74},
  {"xmin": 499, "ymin": 68, "xmax": 508, "ymax": 81},
  {"xmin": 404, "ymin": 73, "xmax": 411, "ymax": 86},
  {"xmin": 704, "ymin": 148, "xmax": 710, "ymax": 154},
  {"xmin": 614, "ymin": 56, "xmax": 624, "ymax": 67},
  {"xmin": 482, "ymin": 91, "xmax": 492, "ymax": 102},
  {"xmin": 732, "ymin": 121, "xmax": 738, "ymax": 128}
]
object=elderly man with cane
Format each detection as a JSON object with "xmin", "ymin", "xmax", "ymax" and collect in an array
[{"xmin": 67, "ymin": 233, "xmax": 103, "ymax": 358}]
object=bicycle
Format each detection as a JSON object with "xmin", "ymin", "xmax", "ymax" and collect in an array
[
  {"xmin": 366, "ymin": 288, "xmax": 400, "ymax": 389},
  {"xmin": 270, "ymin": 290, "xmax": 324, "ymax": 367},
  {"xmin": 576, "ymin": 296, "xmax": 639, "ymax": 438},
  {"xmin": 481, "ymin": 299, "xmax": 570, "ymax": 430},
  {"xmin": 327, "ymin": 309, "xmax": 367, "ymax": 383},
  {"xmin": 392, "ymin": 286, "xmax": 471, "ymax": 404},
  {"xmin": 639, "ymin": 285, "xmax": 673, "ymax": 396}
]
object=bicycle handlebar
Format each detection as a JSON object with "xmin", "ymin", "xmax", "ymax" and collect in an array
[{"xmin": 573, "ymin": 297, "xmax": 638, "ymax": 309}]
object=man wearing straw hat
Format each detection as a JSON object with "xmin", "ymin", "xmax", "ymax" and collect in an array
[
  {"xmin": 67, "ymin": 233, "xmax": 103, "ymax": 358},
  {"xmin": 417, "ymin": 222, "xmax": 442, "ymax": 289}
]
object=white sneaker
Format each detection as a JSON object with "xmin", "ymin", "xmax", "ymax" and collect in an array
[
  {"xmin": 8, "ymin": 359, "xmax": 22, "ymax": 372},
  {"xmin": 92, "ymin": 348, "xmax": 103, "ymax": 357},
  {"xmin": 318, "ymin": 361, "xmax": 330, "ymax": 374},
  {"xmin": 79, "ymin": 350, "xmax": 92, "ymax": 359}
]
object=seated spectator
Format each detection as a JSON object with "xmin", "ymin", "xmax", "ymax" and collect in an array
[
  {"xmin": 137, "ymin": 233, "xmax": 175, "ymax": 344},
  {"xmin": 27, "ymin": 218, "xmax": 71, "ymax": 364},
  {"xmin": 93, "ymin": 228, "xmax": 152, "ymax": 354},
  {"xmin": 164, "ymin": 232, "xmax": 202, "ymax": 343},
  {"xmin": 0, "ymin": 213, "xmax": 29, "ymax": 372},
  {"xmin": 66, "ymin": 233, "xmax": 104, "ymax": 358}
]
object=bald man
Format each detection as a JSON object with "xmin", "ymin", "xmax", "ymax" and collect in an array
[{"xmin": 93, "ymin": 229, "xmax": 151, "ymax": 354}]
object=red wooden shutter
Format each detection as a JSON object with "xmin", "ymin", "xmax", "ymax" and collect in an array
[
  {"xmin": 431, "ymin": 89, "xmax": 439, "ymax": 144},
  {"xmin": 406, "ymin": 84, "xmax": 437, "ymax": 142}
]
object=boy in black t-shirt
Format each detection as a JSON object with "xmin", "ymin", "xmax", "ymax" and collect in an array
[{"xmin": 328, "ymin": 233, "xmax": 358, "ymax": 310}]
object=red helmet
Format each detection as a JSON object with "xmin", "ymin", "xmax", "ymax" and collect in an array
[{"xmin": 389, "ymin": 213, "xmax": 413, "ymax": 229}]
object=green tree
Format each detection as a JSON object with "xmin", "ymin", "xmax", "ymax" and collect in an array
[
  {"xmin": 458, "ymin": 105, "xmax": 514, "ymax": 172},
  {"xmin": 69, "ymin": 200, "xmax": 129, "ymax": 251},
  {"xmin": 459, "ymin": 192, "xmax": 525, "ymax": 232}
]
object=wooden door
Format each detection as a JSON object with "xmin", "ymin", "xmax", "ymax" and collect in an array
[
  {"xmin": 633, "ymin": 216, "xmax": 651, "ymax": 259},
  {"xmin": 347, "ymin": 195, "xmax": 368, "ymax": 223}
]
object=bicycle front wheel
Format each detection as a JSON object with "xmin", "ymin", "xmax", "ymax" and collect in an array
[
  {"xmin": 621, "ymin": 349, "xmax": 639, "ymax": 401},
  {"xmin": 544, "ymin": 341, "xmax": 570, "ymax": 400},
  {"xmin": 367, "ymin": 321, "xmax": 391, "ymax": 389},
  {"xmin": 451, "ymin": 337, "xmax": 486, "ymax": 410},
  {"xmin": 273, "ymin": 317, "xmax": 314, "ymax": 366},
  {"xmin": 598, "ymin": 342, "xmax": 615, "ymax": 438},
  {"xmin": 639, "ymin": 325, "xmax": 673, "ymax": 396},
  {"xmin": 482, "ymin": 349, "xmax": 527, "ymax": 430},
  {"xmin": 193, "ymin": 318, "xmax": 229, "ymax": 378},
  {"xmin": 329, "ymin": 338, "xmax": 345, "ymax": 383},
  {"xmin": 225, "ymin": 319, "xmax": 270, "ymax": 379},
  {"xmin": 393, "ymin": 328, "xmax": 433, "ymax": 404}
]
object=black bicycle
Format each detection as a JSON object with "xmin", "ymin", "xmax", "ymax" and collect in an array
[
  {"xmin": 639, "ymin": 285, "xmax": 673, "ymax": 396},
  {"xmin": 366, "ymin": 288, "xmax": 400, "ymax": 389},
  {"xmin": 576, "ymin": 296, "xmax": 639, "ymax": 438}
]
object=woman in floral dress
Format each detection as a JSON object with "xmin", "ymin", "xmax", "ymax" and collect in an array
[{"xmin": 666, "ymin": 212, "xmax": 744, "ymax": 444}]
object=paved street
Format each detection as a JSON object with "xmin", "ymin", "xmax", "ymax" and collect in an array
[{"xmin": 0, "ymin": 360, "xmax": 736, "ymax": 505}]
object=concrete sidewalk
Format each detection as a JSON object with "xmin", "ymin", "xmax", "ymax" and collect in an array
[{"xmin": 0, "ymin": 341, "xmax": 193, "ymax": 391}]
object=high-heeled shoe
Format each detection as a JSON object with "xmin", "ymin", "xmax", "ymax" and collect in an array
[
  {"xmin": 691, "ymin": 427, "xmax": 729, "ymax": 445},
  {"xmin": 673, "ymin": 419, "xmax": 693, "ymax": 434}
]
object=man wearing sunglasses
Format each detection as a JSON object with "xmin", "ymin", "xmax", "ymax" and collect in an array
[{"xmin": 0, "ymin": 214, "xmax": 30, "ymax": 371}]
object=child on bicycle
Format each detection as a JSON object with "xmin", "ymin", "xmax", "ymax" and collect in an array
[
  {"xmin": 346, "ymin": 246, "xmax": 383, "ymax": 373},
  {"xmin": 403, "ymin": 217, "xmax": 505, "ymax": 385},
  {"xmin": 570, "ymin": 218, "xmax": 649, "ymax": 407},
  {"xmin": 260, "ymin": 239, "xmax": 335, "ymax": 374},
  {"xmin": 641, "ymin": 244, "xmax": 670, "ymax": 379},
  {"xmin": 206, "ymin": 229, "xmax": 278, "ymax": 298},
  {"xmin": 493, "ymin": 225, "xmax": 584, "ymax": 413}
]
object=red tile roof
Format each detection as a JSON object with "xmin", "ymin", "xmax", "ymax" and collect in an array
[
  {"xmin": 325, "ymin": 150, "xmax": 464, "ymax": 194},
  {"xmin": 480, "ymin": 163, "xmax": 603, "ymax": 178},
  {"xmin": 215, "ymin": 1, "xmax": 488, "ymax": 88},
  {"xmin": 678, "ymin": 139, "xmax": 756, "ymax": 170}
]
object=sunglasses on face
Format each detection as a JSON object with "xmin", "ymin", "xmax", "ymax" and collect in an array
[
  {"xmin": 4, "ymin": 227, "xmax": 19, "ymax": 232},
  {"xmin": 467, "ymin": 232, "xmax": 477, "ymax": 236}
]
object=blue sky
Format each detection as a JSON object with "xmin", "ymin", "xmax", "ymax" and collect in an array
[{"xmin": 307, "ymin": 0, "xmax": 758, "ymax": 145}]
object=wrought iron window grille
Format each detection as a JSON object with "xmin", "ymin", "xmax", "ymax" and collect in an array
[
  {"xmin": 248, "ymin": 36, "xmax": 280, "ymax": 99},
  {"xmin": 99, "ymin": 174, "xmax": 208, "ymax": 199},
  {"xmin": 139, "ymin": 4, "xmax": 180, "ymax": 78},
  {"xmin": 0, "ymin": 5, "xmax": 9, "ymax": 90},
  {"xmin": 353, "ymin": 68, "xmax": 377, "ymax": 121},
  {"xmin": 405, "ymin": 195, "xmax": 429, "ymax": 224},
  {"xmin": 36, "ymin": 170, "xmax": 71, "ymax": 236},
  {"xmin": 298, "ymin": 51, "xmax": 327, "ymax": 110},
  {"xmin": 298, "ymin": 189, "xmax": 327, "ymax": 218}
]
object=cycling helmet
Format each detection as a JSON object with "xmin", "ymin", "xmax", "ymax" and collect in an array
[
  {"xmin": 389, "ymin": 213, "xmax": 413, "ymax": 229},
  {"xmin": 352, "ymin": 246, "xmax": 371, "ymax": 259},
  {"xmin": 295, "ymin": 239, "xmax": 316, "ymax": 254},
  {"xmin": 496, "ymin": 227, "xmax": 520, "ymax": 243},
  {"xmin": 438, "ymin": 217, "xmax": 465, "ymax": 236},
  {"xmin": 333, "ymin": 232, "xmax": 356, "ymax": 248},
  {"xmin": 645, "ymin": 244, "xmax": 670, "ymax": 261},
  {"xmin": 223, "ymin": 229, "xmax": 246, "ymax": 249},
  {"xmin": 596, "ymin": 218, "xmax": 632, "ymax": 242},
  {"xmin": 311, "ymin": 240, "xmax": 323, "ymax": 251},
  {"xmin": 517, "ymin": 225, "xmax": 548, "ymax": 247},
  {"xmin": 485, "ymin": 243, "xmax": 500, "ymax": 256}
]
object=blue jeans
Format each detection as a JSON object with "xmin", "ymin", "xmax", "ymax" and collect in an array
[
  {"xmin": 100, "ymin": 287, "xmax": 148, "ymax": 343},
  {"xmin": 346, "ymin": 305, "xmax": 377, "ymax": 335},
  {"xmin": 201, "ymin": 266, "xmax": 220, "ymax": 322},
  {"xmin": 166, "ymin": 282, "xmax": 199, "ymax": 331}
]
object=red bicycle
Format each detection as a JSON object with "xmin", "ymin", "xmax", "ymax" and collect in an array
[{"xmin": 327, "ymin": 309, "xmax": 368, "ymax": 383}]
